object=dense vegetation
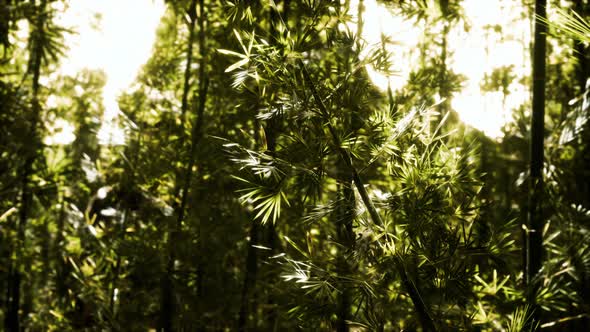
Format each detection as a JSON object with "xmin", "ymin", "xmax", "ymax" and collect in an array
[{"xmin": 1, "ymin": 0, "xmax": 589, "ymax": 330}]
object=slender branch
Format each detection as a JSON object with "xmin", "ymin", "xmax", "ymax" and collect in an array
[
  {"xmin": 180, "ymin": 0, "xmax": 197, "ymax": 128},
  {"xmin": 541, "ymin": 314, "xmax": 590, "ymax": 329}
]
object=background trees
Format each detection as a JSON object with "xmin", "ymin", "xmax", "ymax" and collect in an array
[{"xmin": 1, "ymin": 0, "xmax": 589, "ymax": 330}]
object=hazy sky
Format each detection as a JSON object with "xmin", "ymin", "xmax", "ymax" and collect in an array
[
  {"xmin": 351, "ymin": 0, "xmax": 531, "ymax": 138},
  {"xmin": 47, "ymin": 0, "xmax": 531, "ymax": 144},
  {"xmin": 54, "ymin": 0, "xmax": 165, "ymax": 145}
]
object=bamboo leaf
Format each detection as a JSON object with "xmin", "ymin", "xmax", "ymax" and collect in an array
[
  {"xmin": 225, "ymin": 57, "xmax": 249, "ymax": 73},
  {"xmin": 217, "ymin": 48, "xmax": 246, "ymax": 58}
]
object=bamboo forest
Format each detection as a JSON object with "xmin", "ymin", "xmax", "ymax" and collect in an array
[{"xmin": 1, "ymin": 0, "xmax": 590, "ymax": 330}]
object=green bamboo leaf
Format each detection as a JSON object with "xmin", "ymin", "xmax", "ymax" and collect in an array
[
  {"xmin": 233, "ymin": 29, "xmax": 247, "ymax": 54},
  {"xmin": 217, "ymin": 48, "xmax": 246, "ymax": 58},
  {"xmin": 284, "ymin": 236, "xmax": 308, "ymax": 257},
  {"xmin": 225, "ymin": 57, "xmax": 249, "ymax": 73}
]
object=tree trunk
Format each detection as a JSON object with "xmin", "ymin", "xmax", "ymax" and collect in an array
[
  {"xmin": 54, "ymin": 184, "xmax": 67, "ymax": 301},
  {"xmin": 336, "ymin": 2, "xmax": 363, "ymax": 329},
  {"xmin": 526, "ymin": 0, "xmax": 546, "ymax": 301},
  {"xmin": 437, "ymin": 0, "xmax": 450, "ymax": 130},
  {"xmin": 573, "ymin": 0, "xmax": 589, "ymax": 94},
  {"xmin": 237, "ymin": 111, "xmax": 264, "ymax": 331},
  {"xmin": 261, "ymin": 2, "xmax": 289, "ymax": 329},
  {"xmin": 336, "ymin": 180, "xmax": 355, "ymax": 332},
  {"xmin": 262, "ymin": 119, "xmax": 279, "ymax": 331},
  {"xmin": 572, "ymin": 3, "xmax": 589, "ymax": 331},
  {"xmin": 238, "ymin": 221, "xmax": 259, "ymax": 331},
  {"xmin": 180, "ymin": 0, "xmax": 197, "ymax": 129},
  {"xmin": 5, "ymin": 0, "xmax": 46, "ymax": 330},
  {"xmin": 159, "ymin": 1, "xmax": 200, "ymax": 330},
  {"xmin": 194, "ymin": 0, "xmax": 208, "ymax": 320}
]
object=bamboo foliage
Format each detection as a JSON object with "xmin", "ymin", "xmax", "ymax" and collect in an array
[{"xmin": 1, "ymin": 0, "xmax": 590, "ymax": 330}]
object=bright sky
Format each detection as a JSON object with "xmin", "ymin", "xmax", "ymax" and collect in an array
[
  {"xmin": 351, "ymin": 0, "xmax": 531, "ymax": 138},
  {"xmin": 48, "ymin": 0, "xmax": 165, "ymax": 145},
  {"xmin": 46, "ymin": 0, "xmax": 530, "ymax": 145}
]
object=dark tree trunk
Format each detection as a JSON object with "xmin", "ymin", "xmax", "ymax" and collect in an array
[
  {"xmin": 572, "ymin": 3, "xmax": 590, "ymax": 330},
  {"xmin": 238, "ymin": 221, "xmax": 259, "ymax": 331},
  {"xmin": 4, "ymin": 265, "xmax": 20, "ymax": 332},
  {"xmin": 437, "ymin": 0, "xmax": 452, "ymax": 133},
  {"xmin": 194, "ymin": 0, "xmax": 208, "ymax": 317},
  {"xmin": 336, "ymin": 2, "xmax": 362, "ymax": 327},
  {"xmin": 159, "ymin": 0, "xmax": 202, "ymax": 330},
  {"xmin": 5, "ymin": 0, "xmax": 46, "ymax": 330},
  {"xmin": 526, "ymin": 0, "xmax": 546, "ymax": 306},
  {"xmin": 180, "ymin": 0, "xmax": 197, "ymax": 129},
  {"xmin": 262, "ymin": 118, "xmax": 279, "ymax": 330},
  {"xmin": 237, "ymin": 112, "xmax": 263, "ymax": 331},
  {"xmin": 573, "ymin": 0, "xmax": 589, "ymax": 94},
  {"xmin": 54, "ymin": 185, "xmax": 67, "ymax": 301},
  {"xmin": 260, "ymin": 2, "xmax": 289, "ymax": 329},
  {"xmin": 336, "ymin": 180, "xmax": 355, "ymax": 332}
]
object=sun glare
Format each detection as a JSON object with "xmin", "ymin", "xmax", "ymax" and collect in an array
[
  {"xmin": 44, "ymin": 0, "xmax": 531, "ymax": 145},
  {"xmin": 349, "ymin": 0, "xmax": 532, "ymax": 138},
  {"xmin": 348, "ymin": 0, "xmax": 421, "ymax": 92},
  {"xmin": 52, "ymin": 0, "xmax": 165, "ymax": 145}
]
